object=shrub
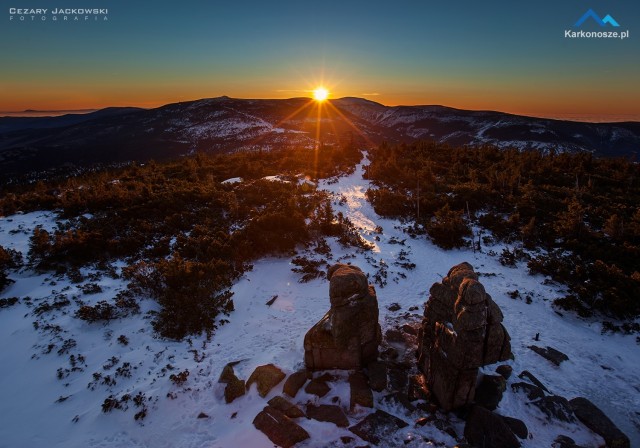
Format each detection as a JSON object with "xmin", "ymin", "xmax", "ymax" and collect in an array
[{"xmin": 427, "ymin": 204, "xmax": 471, "ymax": 249}]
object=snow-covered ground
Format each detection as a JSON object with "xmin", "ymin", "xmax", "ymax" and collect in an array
[{"xmin": 0, "ymin": 157, "xmax": 638, "ymax": 447}]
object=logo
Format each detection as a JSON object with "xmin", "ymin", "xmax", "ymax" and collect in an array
[{"xmin": 574, "ymin": 9, "xmax": 620, "ymax": 27}]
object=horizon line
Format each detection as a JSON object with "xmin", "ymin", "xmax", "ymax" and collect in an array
[{"xmin": 2, "ymin": 97, "xmax": 639, "ymax": 124}]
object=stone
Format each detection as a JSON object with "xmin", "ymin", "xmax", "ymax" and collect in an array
[
  {"xmin": 197, "ymin": 412, "xmax": 209, "ymax": 419},
  {"xmin": 224, "ymin": 375, "xmax": 246, "ymax": 404},
  {"xmin": 218, "ymin": 363, "xmax": 246, "ymax": 404},
  {"xmin": 511, "ymin": 382, "xmax": 545, "ymax": 401},
  {"xmin": 304, "ymin": 264, "xmax": 382, "ymax": 370},
  {"xmin": 246, "ymin": 364, "xmax": 286, "ymax": 398},
  {"xmin": 348, "ymin": 410, "xmax": 408, "ymax": 445},
  {"xmin": 529, "ymin": 345, "xmax": 569, "ymax": 366},
  {"xmin": 569, "ymin": 397, "xmax": 630, "ymax": 448},
  {"xmin": 253, "ymin": 405, "xmax": 310, "ymax": 448},
  {"xmin": 464, "ymin": 405, "xmax": 521, "ymax": 448},
  {"xmin": 407, "ymin": 374, "xmax": 429, "ymax": 402},
  {"xmin": 387, "ymin": 363, "xmax": 409, "ymax": 392},
  {"xmin": 474, "ymin": 374, "xmax": 506, "ymax": 411},
  {"xmin": 417, "ymin": 263, "xmax": 512, "ymax": 411},
  {"xmin": 388, "ymin": 302, "xmax": 401, "ymax": 312},
  {"xmin": 517, "ymin": 370, "xmax": 550, "ymax": 393},
  {"xmin": 283, "ymin": 370, "xmax": 309, "ymax": 398},
  {"xmin": 267, "ymin": 396, "xmax": 305, "ymax": 419},
  {"xmin": 496, "ymin": 364, "xmax": 513, "ymax": 380},
  {"xmin": 501, "ymin": 416, "xmax": 528, "ymax": 439},
  {"xmin": 385, "ymin": 329, "xmax": 405, "ymax": 343},
  {"xmin": 349, "ymin": 371, "xmax": 373, "ymax": 409},
  {"xmin": 366, "ymin": 361, "xmax": 387, "ymax": 392},
  {"xmin": 381, "ymin": 392, "xmax": 416, "ymax": 413},
  {"xmin": 305, "ymin": 377, "xmax": 331, "ymax": 397},
  {"xmin": 306, "ymin": 404, "xmax": 349, "ymax": 427},
  {"xmin": 401, "ymin": 324, "xmax": 418, "ymax": 335},
  {"xmin": 532, "ymin": 395, "xmax": 576, "ymax": 423},
  {"xmin": 553, "ymin": 435, "xmax": 587, "ymax": 448}
]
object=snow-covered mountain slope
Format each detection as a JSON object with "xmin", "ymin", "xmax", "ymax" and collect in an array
[
  {"xmin": 1, "ymin": 98, "xmax": 639, "ymax": 176},
  {"xmin": 0, "ymin": 157, "xmax": 638, "ymax": 447}
]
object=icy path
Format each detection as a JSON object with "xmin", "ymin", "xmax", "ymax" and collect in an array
[{"xmin": 0, "ymin": 157, "xmax": 638, "ymax": 447}]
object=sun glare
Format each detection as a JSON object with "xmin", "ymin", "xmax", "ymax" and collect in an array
[{"xmin": 313, "ymin": 87, "xmax": 329, "ymax": 101}]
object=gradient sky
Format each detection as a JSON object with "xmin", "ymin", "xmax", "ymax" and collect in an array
[{"xmin": 1, "ymin": 0, "xmax": 639, "ymax": 119}]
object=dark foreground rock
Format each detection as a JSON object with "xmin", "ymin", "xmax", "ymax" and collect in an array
[
  {"xmin": 306, "ymin": 404, "xmax": 349, "ymax": 427},
  {"xmin": 501, "ymin": 416, "xmax": 528, "ymax": 439},
  {"xmin": 253, "ymin": 405, "xmax": 310, "ymax": 448},
  {"xmin": 464, "ymin": 405, "xmax": 520, "ymax": 448},
  {"xmin": 304, "ymin": 264, "xmax": 381, "ymax": 370},
  {"xmin": 349, "ymin": 410, "xmax": 409, "ymax": 445},
  {"xmin": 474, "ymin": 374, "xmax": 506, "ymax": 411},
  {"xmin": 569, "ymin": 397, "xmax": 630, "ymax": 448}
]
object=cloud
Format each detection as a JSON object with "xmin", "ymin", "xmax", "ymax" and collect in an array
[{"xmin": 360, "ymin": 92, "xmax": 381, "ymax": 96}]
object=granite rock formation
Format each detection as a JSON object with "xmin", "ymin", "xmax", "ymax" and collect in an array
[
  {"xmin": 304, "ymin": 264, "xmax": 381, "ymax": 371},
  {"xmin": 417, "ymin": 262, "xmax": 512, "ymax": 411}
]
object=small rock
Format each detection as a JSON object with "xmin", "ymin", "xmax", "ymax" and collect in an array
[
  {"xmin": 501, "ymin": 416, "xmax": 528, "ymax": 439},
  {"xmin": 464, "ymin": 405, "xmax": 520, "ymax": 448},
  {"xmin": 385, "ymin": 329, "xmax": 405, "ymax": 343},
  {"xmin": 305, "ymin": 377, "xmax": 331, "ymax": 397},
  {"xmin": 367, "ymin": 361, "xmax": 387, "ymax": 392},
  {"xmin": 569, "ymin": 397, "xmax": 630, "ymax": 448},
  {"xmin": 381, "ymin": 347, "xmax": 399, "ymax": 360},
  {"xmin": 283, "ymin": 370, "xmax": 309, "ymax": 398},
  {"xmin": 349, "ymin": 371, "xmax": 373, "ymax": 409},
  {"xmin": 511, "ymin": 382, "xmax": 545, "ymax": 401},
  {"xmin": 415, "ymin": 416, "xmax": 435, "ymax": 427},
  {"xmin": 407, "ymin": 374, "xmax": 429, "ymax": 402},
  {"xmin": 387, "ymin": 364, "xmax": 409, "ymax": 391},
  {"xmin": 517, "ymin": 370, "xmax": 550, "ymax": 393},
  {"xmin": 219, "ymin": 366, "xmax": 246, "ymax": 404},
  {"xmin": 381, "ymin": 392, "xmax": 416, "ymax": 413},
  {"xmin": 496, "ymin": 365, "xmax": 513, "ymax": 380},
  {"xmin": 246, "ymin": 364, "xmax": 286, "ymax": 398},
  {"xmin": 306, "ymin": 404, "xmax": 349, "ymax": 427},
  {"xmin": 388, "ymin": 303, "xmax": 401, "ymax": 312},
  {"xmin": 401, "ymin": 324, "xmax": 418, "ymax": 335},
  {"xmin": 408, "ymin": 306, "xmax": 419, "ymax": 312},
  {"xmin": 197, "ymin": 412, "xmax": 209, "ymax": 419},
  {"xmin": 340, "ymin": 436, "xmax": 355, "ymax": 444},
  {"xmin": 528, "ymin": 345, "xmax": 569, "ymax": 366},
  {"xmin": 253, "ymin": 405, "xmax": 310, "ymax": 448},
  {"xmin": 230, "ymin": 412, "xmax": 237, "ymax": 419},
  {"xmin": 349, "ymin": 410, "xmax": 408, "ymax": 445},
  {"xmin": 474, "ymin": 374, "xmax": 506, "ymax": 411},
  {"xmin": 268, "ymin": 396, "xmax": 305, "ymax": 419},
  {"xmin": 532, "ymin": 395, "xmax": 576, "ymax": 423}
]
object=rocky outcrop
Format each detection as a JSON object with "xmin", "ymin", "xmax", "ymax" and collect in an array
[
  {"xmin": 417, "ymin": 262, "xmax": 512, "ymax": 411},
  {"xmin": 348, "ymin": 410, "xmax": 408, "ymax": 445},
  {"xmin": 464, "ymin": 405, "xmax": 521, "ymax": 448},
  {"xmin": 218, "ymin": 362, "xmax": 245, "ymax": 404},
  {"xmin": 304, "ymin": 264, "xmax": 381, "ymax": 370}
]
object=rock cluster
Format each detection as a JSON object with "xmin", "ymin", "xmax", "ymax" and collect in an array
[
  {"xmin": 417, "ymin": 262, "xmax": 512, "ymax": 411},
  {"xmin": 304, "ymin": 264, "xmax": 381, "ymax": 370}
]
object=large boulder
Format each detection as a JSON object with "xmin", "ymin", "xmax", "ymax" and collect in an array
[
  {"xmin": 304, "ymin": 264, "xmax": 381, "ymax": 370},
  {"xmin": 417, "ymin": 263, "xmax": 512, "ymax": 411},
  {"xmin": 569, "ymin": 397, "xmax": 630, "ymax": 448}
]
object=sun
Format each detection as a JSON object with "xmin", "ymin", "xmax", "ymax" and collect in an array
[{"xmin": 313, "ymin": 87, "xmax": 329, "ymax": 101}]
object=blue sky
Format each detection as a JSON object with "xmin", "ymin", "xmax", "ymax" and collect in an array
[{"xmin": 1, "ymin": 0, "xmax": 638, "ymax": 118}]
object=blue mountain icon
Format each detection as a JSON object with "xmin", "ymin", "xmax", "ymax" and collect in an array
[{"xmin": 574, "ymin": 9, "xmax": 620, "ymax": 27}]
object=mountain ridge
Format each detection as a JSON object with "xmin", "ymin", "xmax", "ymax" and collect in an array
[{"xmin": 0, "ymin": 97, "xmax": 638, "ymax": 176}]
